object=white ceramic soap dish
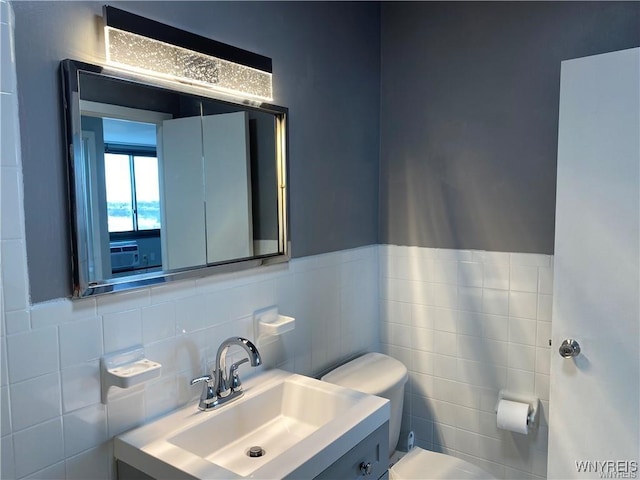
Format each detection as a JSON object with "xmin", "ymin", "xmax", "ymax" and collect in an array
[
  {"xmin": 101, "ymin": 346, "xmax": 162, "ymax": 403},
  {"xmin": 254, "ymin": 306, "xmax": 295, "ymax": 344}
]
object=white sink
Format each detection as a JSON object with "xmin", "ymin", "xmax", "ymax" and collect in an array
[{"xmin": 114, "ymin": 369, "xmax": 389, "ymax": 479}]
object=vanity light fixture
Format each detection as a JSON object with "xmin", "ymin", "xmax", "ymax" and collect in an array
[{"xmin": 103, "ymin": 6, "xmax": 273, "ymax": 101}]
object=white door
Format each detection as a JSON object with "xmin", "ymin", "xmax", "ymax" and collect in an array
[
  {"xmin": 161, "ymin": 116, "xmax": 207, "ymax": 270},
  {"xmin": 81, "ymin": 130, "xmax": 110, "ymax": 280},
  {"xmin": 161, "ymin": 112, "xmax": 253, "ymax": 268},
  {"xmin": 549, "ymin": 48, "xmax": 639, "ymax": 478},
  {"xmin": 202, "ymin": 112, "xmax": 253, "ymax": 264}
]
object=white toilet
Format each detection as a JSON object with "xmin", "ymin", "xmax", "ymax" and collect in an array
[{"xmin": 322, "ymin": 352, "xmax": 495, "ymax": 480}]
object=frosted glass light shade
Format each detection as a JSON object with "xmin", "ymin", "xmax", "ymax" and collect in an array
[{"xmin": 105, "ymin": 27, "xmax": 273, "ymax": 101}]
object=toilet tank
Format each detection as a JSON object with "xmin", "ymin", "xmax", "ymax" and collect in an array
[{"xmin": 321, "ymin": 352, "xmax": 408, "ymax": 456}]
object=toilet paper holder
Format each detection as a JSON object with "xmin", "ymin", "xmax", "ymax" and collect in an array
[{"xmin": 496, "ymin": 390, "xmax": 540, "ymax": 427}]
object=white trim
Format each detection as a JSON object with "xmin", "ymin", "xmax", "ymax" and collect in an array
[{"xmin": 79, "ymin": 100, "xmax": 173, "ymax": 124}]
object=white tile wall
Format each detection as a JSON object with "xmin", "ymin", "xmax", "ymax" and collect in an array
[
  {"xmin": 380, "ymin": 245, "xmax": 552, "ymax": 480},
  {"xmin": 0, "ymin": 241, "xmax": 379, "ymax": 479},
  {"xmin": 1, "ymin": 243, "xmax": 378, "ymax": 480}
]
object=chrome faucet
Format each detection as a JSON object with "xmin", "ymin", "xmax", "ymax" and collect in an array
[{"xmin": 190, "ymin": 337, "xmax": 261, "ymax": 411}]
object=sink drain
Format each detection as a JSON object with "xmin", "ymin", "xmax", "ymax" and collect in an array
[{"xmin": 247, "ymin": 446, "xmax": 266, "ymax": 458}]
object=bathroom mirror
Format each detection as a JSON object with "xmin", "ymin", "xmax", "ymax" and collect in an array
[{"xmin": 61, "ymin": 60, "xmax": 288, "ymax": 297}]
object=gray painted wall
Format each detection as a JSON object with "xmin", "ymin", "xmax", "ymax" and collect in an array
[
  {"xmin": 13, "ymin": 1, "xmax": 381, "ymax": 302},
  {"xmin": 380, "ymin": 1, "xmax": 640, "ymax": 254},
  {"xmin": 17, "ymin": 1, "xmax": 640, "ymax": 300}
]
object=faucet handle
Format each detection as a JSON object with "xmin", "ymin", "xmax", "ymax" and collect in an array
[
  {"xmin": 229, "ymin": 358, "xmax": 249, "ymax": 390},
  {"xmin": 230, "ymin": 358, "xmax": 249, "ymax": 372},
  {"xmin": 191, "ymin": 374, "xmax": 217, "ymax": 410},
  {"xmin": 190, "ymin": 374, "xmax": 212, "ymax": 385}
]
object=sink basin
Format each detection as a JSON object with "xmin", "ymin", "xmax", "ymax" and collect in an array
[
  {"xmin": 114, "ymin": 369, "xmax": 389, "ymax": 479},
  {"xmin": 169, "ymin": 374, "xmax": 366, "ymax": 476}
]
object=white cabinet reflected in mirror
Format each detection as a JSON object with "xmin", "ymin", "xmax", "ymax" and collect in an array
[{"xmin": 62, "ymin": 60, "xmax": 288, "ymax": 297}]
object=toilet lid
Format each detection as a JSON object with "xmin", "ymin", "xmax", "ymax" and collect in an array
[
  {"xmin": 321, "ymin": 352, "xmax": 408, "ymax": 395},
  {"xmin": 389, "ymin": 448, "xmax": 496, "ymax": 480}
]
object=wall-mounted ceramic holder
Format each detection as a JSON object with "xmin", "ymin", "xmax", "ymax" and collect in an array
[
  {"xmin": 101, "ymin": 346, "xmax": 162, "ymax": 403},
  {"xmin": 253, "ymin": 306, "xmax": 295, "ymax": 344},
  {"xmin": 496, "ymin": 389, "xmax": 540, "ymax": 427}
]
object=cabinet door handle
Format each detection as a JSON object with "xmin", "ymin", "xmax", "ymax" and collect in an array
[{"xmin": 359, "ymin": 462, "xmax": 372, "ymax": 476}]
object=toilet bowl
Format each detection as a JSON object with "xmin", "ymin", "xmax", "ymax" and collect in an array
[
  {"xmin": 389, "ymin": 447, "xmax": 495, "ymax": 480},
  {"xmin": 322, "ymin": 352, "xmax": 495, "ymax": 480}
]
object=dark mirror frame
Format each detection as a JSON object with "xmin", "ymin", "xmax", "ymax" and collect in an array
[{"xmin": 61, "ymin": 59, "xmax": 289, "ymax": 298}]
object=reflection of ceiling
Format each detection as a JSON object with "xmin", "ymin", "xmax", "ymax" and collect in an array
[{"xmin": 102, "ymin": 118, "xmax": 157, "ymax": 146}]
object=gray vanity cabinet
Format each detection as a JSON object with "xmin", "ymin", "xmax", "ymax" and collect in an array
[
  {"xmin": 311, "ymin": 422, "xmax": 389, "ymax": 480},
  {"xmin": 117, "ymin": 422, "xmax": 390, "ymax": 480},
  {"xmin": 116, "ymin": 462, "xmax": 154, "ymax": 480}
]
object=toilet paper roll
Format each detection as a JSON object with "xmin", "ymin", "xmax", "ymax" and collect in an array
[{"xmin": 497, "ymin": 399, "xmax": 530, "ymax": 434}]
